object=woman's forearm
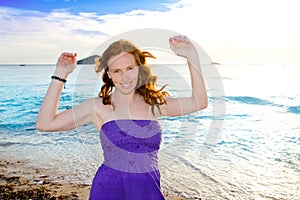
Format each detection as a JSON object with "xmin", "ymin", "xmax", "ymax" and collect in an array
[
  {"xmin": 187, "ymin": 55, "xmax": 208, "ymax": 110},
  {"xmin": 36, "ymin": 52, "xmax": 77, "ymax": 131},
  {"xmin": 36, "ymin": 77, "xmax": 66, "ymax": 130}
]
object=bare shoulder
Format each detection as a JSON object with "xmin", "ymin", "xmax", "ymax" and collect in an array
[
  {"xmin": 92, "ymin": 96, "xmax": 105, "ymax": 108},
  {"xmin": 154, "ymin": 101, "xmax": 169, "ymax": 118},
  {"xmin": 92, "ymin": 96, "xmax": 112, "ymax": 119},
  {"xmin": 74, "ymin": 97, "xmax": 106, "ymax": 117},
  {"xmin": 82, "ymin": 97, "xmax": 108, "ymax": 130},
  {"xmin": 80, "ymin": 97, "xmax": 106, "ymax": 112},
  {"xmin": 77, "ymin": 97, "xmax": 99, "ymax": 108},
  {"xmin": 157, "ymin": 96, "xmax": 181, "ymax": 117}
]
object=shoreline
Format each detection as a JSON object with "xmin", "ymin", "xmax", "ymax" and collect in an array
[{"xmin": 0, "ymin": 158, "xmax": 187, "ymax": 200}]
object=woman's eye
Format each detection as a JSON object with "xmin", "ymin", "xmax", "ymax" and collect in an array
[{"xmin": 129, "ymin": 66, "xmax": 137, "ymax": 70}]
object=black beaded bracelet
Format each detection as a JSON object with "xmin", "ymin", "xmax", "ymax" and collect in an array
[{"xmin": 51, "ymin": 75, "xmax": 67, "ymax": 83}]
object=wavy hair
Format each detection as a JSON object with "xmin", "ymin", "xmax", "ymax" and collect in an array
[{"xmin": 98, "ymin": 39, "xmax": 169, "ymax": 113}]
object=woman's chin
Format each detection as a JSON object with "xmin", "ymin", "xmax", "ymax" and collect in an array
[{"xmin": 116, "ymin": 82, "xmax": 136, "ymax": 95}]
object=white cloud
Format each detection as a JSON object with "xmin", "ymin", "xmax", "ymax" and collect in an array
[
  {"xmin": 0, "ymin": 7, "xmax": 108, "ymax": 63},
  {"xmin": 0, "ymin": 0, "xmax": 299, "ymax": 64},
  {"xmin": 91, "ymin": 0, "xmax": 300, "ymax": 64}
]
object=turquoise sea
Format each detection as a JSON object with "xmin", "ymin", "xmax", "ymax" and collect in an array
[{"xmin": 0, "ymin": 63, "xmax": 299, "ymax": 199}]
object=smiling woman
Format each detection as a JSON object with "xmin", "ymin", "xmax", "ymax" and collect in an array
[
  {"xmin": 36, "ymin": 35, "xmax": 208, "ymax": 199},
  {"xmin": 98, "ymin": 39, "xmax": 169, "ymax": 112}
]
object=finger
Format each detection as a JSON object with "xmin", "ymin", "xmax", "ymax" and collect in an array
[
  {"xmin": 169, "ymin": 39, "xmax": 177, "ymax": 50},
  {"xmin": 61, "ymin": 52, "xmax": 77, "ymax": 57},
  {"xmin": 171, "ymin": 35, "xmax": 190, "ymax": 44},
  {"xmin": 60, "ymin": 52, "xmax": 77, "ymax": 62},
  {"xmin": 170, "ymin": 35, "xmax": 187, "ymax": 41}
]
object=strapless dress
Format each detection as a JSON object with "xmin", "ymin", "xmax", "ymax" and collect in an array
[{"xmin": 89, "ymin": 119, "xmax": 165, "ymax": 200}]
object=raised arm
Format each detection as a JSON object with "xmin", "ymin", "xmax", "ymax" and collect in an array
[
  {"xmin": 36, "ymin": 52, "xmax": 94, "ymax": 132},
  {"xmin": 160, "ymin": 36, "xmax": 208, "ymax": 116}
]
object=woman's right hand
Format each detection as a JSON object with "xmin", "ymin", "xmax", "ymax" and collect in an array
[{"xmin": 55, "ymin": 52, "xmax": 77, "ymax": 78}]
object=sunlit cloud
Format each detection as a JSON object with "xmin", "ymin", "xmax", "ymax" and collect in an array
[
  {"xmin": 0, "ymin": 0, "xmax": 299, "ymax": 64},
  {"xmin": 0, "ymin": 7, "xmax": 108, "ymax": 63}
]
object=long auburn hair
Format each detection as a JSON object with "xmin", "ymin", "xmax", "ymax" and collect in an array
[{"xmin": 97, "ymin": 39, "xmax": 169, "ymax": 112}]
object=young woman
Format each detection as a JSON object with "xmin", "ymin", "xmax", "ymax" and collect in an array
[{"xmin": 36, "ymin": 35, "xmax": 208, "ymax": 199}]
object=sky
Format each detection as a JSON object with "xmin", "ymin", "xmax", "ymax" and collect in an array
[{"xmin": 0, "ymin": 0, "xmax": 299, "ymax": 64}]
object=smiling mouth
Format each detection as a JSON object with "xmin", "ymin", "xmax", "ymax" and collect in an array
[{"xmin": 120, "ymin": 81, "xmax": 132, "ymax": 88}]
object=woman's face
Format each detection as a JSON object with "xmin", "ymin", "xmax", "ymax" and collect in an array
[{"xmin": 107, "ymin": 52, "xmax": 139, "ymax": 95}]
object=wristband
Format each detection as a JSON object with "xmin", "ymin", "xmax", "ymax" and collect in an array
[{"xmin": 51, "ymin": 75, "xmax": 67, "ymax": 83}]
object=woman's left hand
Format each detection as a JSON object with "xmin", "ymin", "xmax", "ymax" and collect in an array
[{"xmin": 169, "ymin": 35, "xmax": 198, "ymax": 61}]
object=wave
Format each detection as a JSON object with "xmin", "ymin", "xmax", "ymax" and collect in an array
[
  {"xmin": 0, "ymin": 122, "xmax": 36, "ymax": 132},
  {"xmin": 177, "ymin": 157, "xmax": 218, "ymax": 183},
  {"xmin": 226, "ymin": 96, "xmax": 274, "ymax": 105},
  {"xmin": 0, "ymin": 141, "xmax": 20, "ymax": 147}
]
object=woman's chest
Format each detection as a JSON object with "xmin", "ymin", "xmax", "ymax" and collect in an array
[{"xmin": 94, "ymin": 100, "xmax": 157, "ymax": 127}]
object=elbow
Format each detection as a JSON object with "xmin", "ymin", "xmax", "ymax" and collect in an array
[
  {"xmin": 193, "ymin": 92, "xmax": 208, "ymax": 111},
  {"xmin": 36, "ymin": 122, "xmax": 47, "ymax": 131},
  {"xmin": 198, "ymin": 101, "xmax": 208, "ymax": 110},
  {"xmin": 196, "ymin": 97, "xmax": 208, "ymax": 111},
  {"xmin": 36, "ymin": 121, "xmax": 53, "ymax": 132},
  {"xmin": 201, "ymin": 102, "xmax": 208, "ymax": 110}
]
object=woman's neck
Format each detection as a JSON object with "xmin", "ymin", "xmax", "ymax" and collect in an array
[{"xmin": 112, "ymin": 91, "xmax": 137, "ymax": 104}]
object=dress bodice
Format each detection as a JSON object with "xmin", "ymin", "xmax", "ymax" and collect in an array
[{"xmin": 100, "ymin": 120, "xmax": 162, "ymax": 173}]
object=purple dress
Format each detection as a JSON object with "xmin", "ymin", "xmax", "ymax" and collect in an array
[{"xmin": 89, "ymin": 120, "xmax": 165, "ymax": 200}]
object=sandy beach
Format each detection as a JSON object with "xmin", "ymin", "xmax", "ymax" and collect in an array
[{"xmin": 0, "ymin": 158, "xmax": 187, "ymax": 200}]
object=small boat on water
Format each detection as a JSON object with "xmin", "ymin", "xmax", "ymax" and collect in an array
[{"xmin": 19, "ymin": 57, "xmax": 26, "ymax": 66}]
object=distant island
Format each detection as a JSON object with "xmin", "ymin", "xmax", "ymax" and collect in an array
[
  {"xmin": 77, "ymin": 55, "xmax": 100, "ymax": 65},
  {"xmin": 77, "ymin": 56, "xmax": 222, "ymax": 66},
  {"xmin": 211, "ymin": 62, "xmax": 222, "ymax": 65}
]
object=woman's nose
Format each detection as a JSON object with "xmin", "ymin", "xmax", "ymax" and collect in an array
[{"xmin": 120, "ymin": 71, "xmax": 129, "ymax": 81}]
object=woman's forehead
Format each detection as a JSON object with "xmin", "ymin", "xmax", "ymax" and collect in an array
[{"xmin": 108, "ymin": 52, "xmax": 136, "ymax": 69}]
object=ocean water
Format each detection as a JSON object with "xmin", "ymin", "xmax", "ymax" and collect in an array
[{"xmin": 0, "ymin": 63, "xmax": 299, "ymax": 199}]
